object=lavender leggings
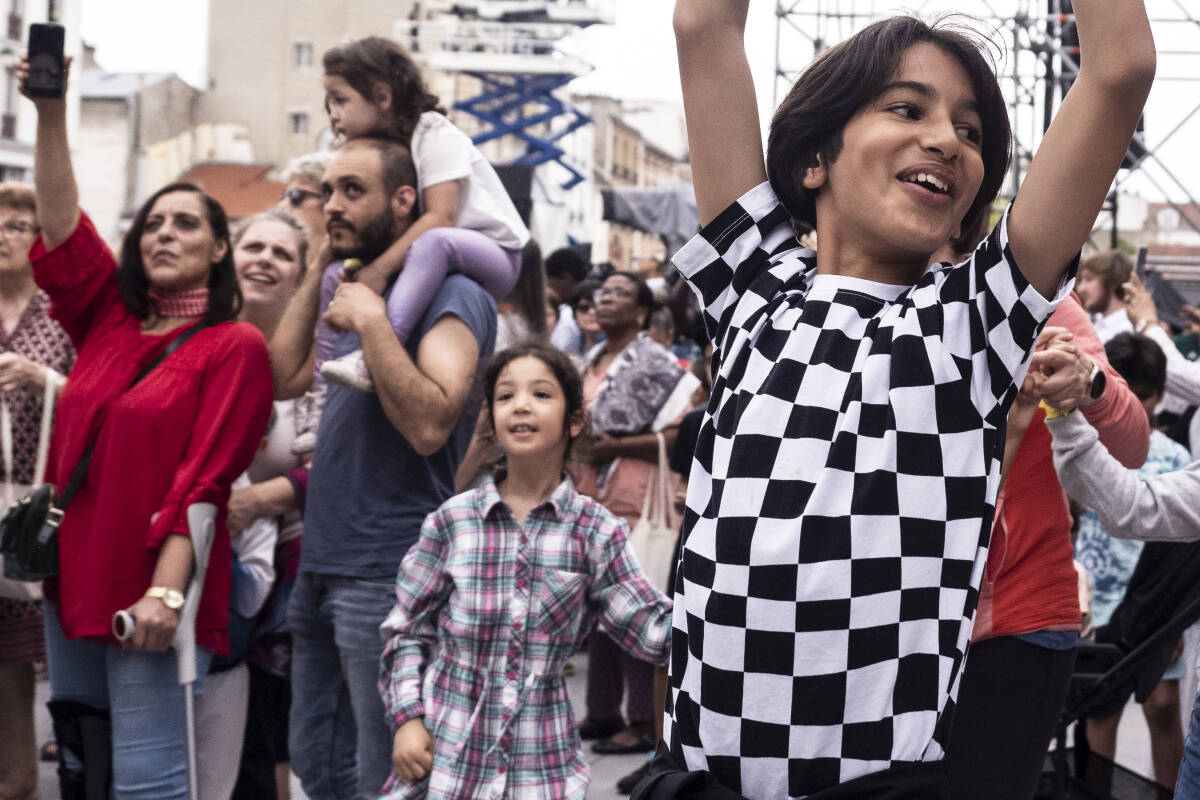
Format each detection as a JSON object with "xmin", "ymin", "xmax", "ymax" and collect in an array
[{"xmin": 314, "ymin": 227, "xmax": 522, "ymax": 381}]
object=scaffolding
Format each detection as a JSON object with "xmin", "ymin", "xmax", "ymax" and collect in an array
[
  {"xmin": 772, "ymin": 0, "xmax": 1200, "ymax": 240},
  {"xmin": 399, "ymin": 0, "xmax": 614, "ymax": 189}
]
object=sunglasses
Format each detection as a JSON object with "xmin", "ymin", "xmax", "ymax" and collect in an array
[{"xmin": 283, "ymin": 187, "xmax": 321, "ymax": 207}]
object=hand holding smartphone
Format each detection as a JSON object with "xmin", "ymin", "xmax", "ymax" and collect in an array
[{"xmin": 25, "ymin": 22, "xmax": 65, "ymax": 99}]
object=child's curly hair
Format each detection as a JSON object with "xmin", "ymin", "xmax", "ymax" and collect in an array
[{"xmin": 323, "ymin": 36, "xmax": 446, "ymax": 145}]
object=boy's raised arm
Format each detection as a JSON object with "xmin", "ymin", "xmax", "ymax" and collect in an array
[
  {"xmin": 674, "ymin": 0, "xmax": 768, "ymax": 226},
  {"xmin": 1007, "ymin": 0, "xmax": 1155, "ymax": 300}
]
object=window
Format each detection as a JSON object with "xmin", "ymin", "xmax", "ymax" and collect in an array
[
  {"xmin": 293, "ymin": 42, "xmax": 314, "ymax": 69},
  {"xmin": 289, "ymin": 112, "xmax": 310, "ymax": 136},
  {"xmin": 1157, "ymin": 208, "xmax": 1181, "ymax": 230}
]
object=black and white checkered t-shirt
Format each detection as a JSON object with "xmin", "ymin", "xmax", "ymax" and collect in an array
[{"xmin": 664, "ymin": 183, "xmax": 1072, "ymax": 799}]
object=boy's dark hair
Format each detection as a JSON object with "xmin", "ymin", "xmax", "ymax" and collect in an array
[
  {"xmin": 483, "ymin": 343, "xmax": 587, "ymax": 460},
  {"xmin": 545, "ymin": 247, "xmax": 589, "ymax": 283},
  {"xmin": 323, "ymin": 36, "xmax": 445, "ymax": 145},
  {"xmin": 767, "ymin": 16, "xmax": 1011, "ymax": 241},
  {"xmin": 1105, "ymin": 332, "xmax": 1167, "ymax": 397},
  {"xmin": 119, "ymin": 182, "xmax": 241, "ymax": 325}
]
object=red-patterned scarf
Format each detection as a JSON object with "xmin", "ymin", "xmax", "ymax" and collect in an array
[{"xmin": 149, "ymin": 287, "xmax": 210, "ymax": 318}]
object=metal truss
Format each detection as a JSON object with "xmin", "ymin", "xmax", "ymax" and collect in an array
[{"xmin": 773, "ymin": 0, "xmax": 1200, "ymax": 239}]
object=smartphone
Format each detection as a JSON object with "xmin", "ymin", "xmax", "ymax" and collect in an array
[{"xmin": 26, "ymin": 23, "xmax": 65, "ymax": 99}]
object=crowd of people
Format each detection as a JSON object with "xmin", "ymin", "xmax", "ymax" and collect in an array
[{"xmin": 3, "ymin": 1, "xmax": 1200, "ymax": 799}]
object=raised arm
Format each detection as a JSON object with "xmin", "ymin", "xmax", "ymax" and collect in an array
[
  {"xmin": 18, "ymin": 54, "xmax": 79, "ymax": 249},
  {"xmin": 1007, "ymin": 0, "xmax": 1155, "ymax": 299},
  {"xmin": 268, "ymin": 243, "xmax": 328, "ymax": 399},
  {"xmin": 674, "ymin": 0, "xmax": 767, "ymax": 225}
]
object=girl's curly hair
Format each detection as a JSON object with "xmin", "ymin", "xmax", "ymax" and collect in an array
[{"xmin": 323, "ymin": 36, "xmax": 446, "ymax": 145}]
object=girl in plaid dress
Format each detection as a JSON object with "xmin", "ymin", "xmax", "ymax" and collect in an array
[{"xmin": 378, "ymin": 343, "xmax": 672, "ymax": 799}]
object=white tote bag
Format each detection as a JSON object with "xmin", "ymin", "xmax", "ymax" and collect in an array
[
  {"xmin": 0, "ymin": 369, "xmax": 61, "ymax": 602},
  {"xmin": 627, "ymin": 432, "xmax": 680, "ymax": 593}
]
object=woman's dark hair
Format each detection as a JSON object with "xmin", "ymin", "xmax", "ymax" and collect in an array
[
  {"xmin": 1105, "ymin": 332, "xmax": 1167, "ymax": 397},
  {"xmin": 323, "ymin": 36, "xmax": 445, "ymax": 145},
  {"xmin": 483, "ymin": 343, "xmax": 587, "ymax": 461},
  {"xmin": 570, "ymin": 279, "xmax": 601, "ymax": 310},
  {"xmin": 119, "ymin": 182, "xmax": 241, "ymax": 325},
  {"xmin": 607, "ymin": 271, "xmax": 655, "ymax": 330},
  {"xmin": 767, "ymin": 16, "xmax": 1011, "ymax": 240},
  {"xmin": 508, "ymin": 239, "xmax": 548, "ymax": 339}
]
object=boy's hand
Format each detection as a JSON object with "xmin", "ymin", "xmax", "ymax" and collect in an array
[{"xmin": 392, "ymin": 717, "xmax": 433, "ymax": 782}]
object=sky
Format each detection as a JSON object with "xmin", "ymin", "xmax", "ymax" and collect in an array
[{"xmin": 79, "ymin": 0, "xmax": 1199, "ymax": 205}]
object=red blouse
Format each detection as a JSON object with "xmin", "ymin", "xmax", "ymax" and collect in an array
[{"xmin": 31, "ymin": 213, "xmax": 273, "ymax": 653}]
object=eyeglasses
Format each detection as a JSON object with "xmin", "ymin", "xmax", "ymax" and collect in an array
[
  {"xmin": 283, "ymin": 187, "xmax": 322, "ymax": 207},
  {"xmin": 0, "ymin": 219, "xmax": 34, "ymax": 238}
]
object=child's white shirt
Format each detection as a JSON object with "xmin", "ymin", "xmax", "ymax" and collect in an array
[{"xmin": 410, "ymin": 111, "xmax": 531, "ymax": 251}]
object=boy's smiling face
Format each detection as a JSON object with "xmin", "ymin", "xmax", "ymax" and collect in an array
[{"xmin": 807, "ymin": 42, "xmax": 987, "ymax": 277}]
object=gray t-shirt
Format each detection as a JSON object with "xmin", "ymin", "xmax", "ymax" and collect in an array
[{"xmin": 303, "ymin": 274, "xmax": 497, "ymax": 578}]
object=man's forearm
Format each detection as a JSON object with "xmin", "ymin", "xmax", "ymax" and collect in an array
[{"xmin": 269, "ymin": 260, "xmax": 324, "ymax": 398}]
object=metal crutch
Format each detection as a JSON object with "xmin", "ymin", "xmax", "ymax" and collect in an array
[
  {"xmin": 176, "ymin": 502, "xmax": 217, "ymax": 800},
  {"xmin": 109, "ymin": 502, "xmax": 217, "ymax": 799}
]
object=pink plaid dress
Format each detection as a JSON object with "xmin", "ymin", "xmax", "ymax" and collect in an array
[{"xmin": 378, "ymin": 476, "xmax": 672, "ymax": 799}]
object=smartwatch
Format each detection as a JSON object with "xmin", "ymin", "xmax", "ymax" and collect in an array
[{"xmin": 1087, "ymin": 360, "xmax": 1107, "ymax": 401}]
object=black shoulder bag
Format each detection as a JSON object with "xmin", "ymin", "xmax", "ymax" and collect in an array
[{"xmin": 0, "ymin": 322, "xmax": 213, "ymax": 581}]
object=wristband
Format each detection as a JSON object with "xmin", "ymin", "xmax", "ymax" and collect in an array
[{"xmin": 1039, "ymin": 399, "xmax": 1070, "ymax": 419}]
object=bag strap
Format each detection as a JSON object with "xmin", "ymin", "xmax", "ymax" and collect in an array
[{"xmin": 56, "ymin": 321, "xmax": 213, "ymax": 510}]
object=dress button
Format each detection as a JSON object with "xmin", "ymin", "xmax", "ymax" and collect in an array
[
  {"xmin": 516, "ymin": 577, "xmax": 525, "ymax": 589},
  {"xmin": 498, "ymin": 764, "xmax": 506, "ymax": 775},
  {"xmin": 513, "ymin": 621, "xmax": 522, "ymax": 631},
  {"xmin": 520, "ymin": 535, "xmax": 527, "ymax": 545},
  {"xmin": 507, "ymin": 670, "xmax": 516, "ymax": 681}
]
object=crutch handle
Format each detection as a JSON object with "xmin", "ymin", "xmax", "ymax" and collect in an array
[{"xmin": 173, "ymin": 502, "xmax": 217, "ymax": 686}]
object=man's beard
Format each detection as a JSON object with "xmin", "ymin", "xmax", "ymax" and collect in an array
[{"xmin": 329, "ymin": 208, "xmax": 397, "ymax": 263}]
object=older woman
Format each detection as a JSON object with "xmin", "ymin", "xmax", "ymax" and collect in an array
[
  {"xmin": 574, "ymin": 271, "xmax": 698, "ymax": 754},
  {"xmin": 22, "ymin": 58, "xmax": 273, "ymax": 799},
  {"xmin": 0, "ymin": 182, "xmax": 74, "ymax": 800}
]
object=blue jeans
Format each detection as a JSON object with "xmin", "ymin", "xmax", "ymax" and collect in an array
[
  {"xmin": 288, "ymin": 572, "xmax": 397, "ymax": 800},
  {"xmin": 1178, "ymin": 689, "xmax": 1200, "ymax": 798},
  {"xmin": 43, "ymin": 602, "xmax": 213, "ymax": 800}
]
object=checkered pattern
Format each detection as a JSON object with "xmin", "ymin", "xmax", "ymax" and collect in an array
[
  {"xmin": 378, "ymin": 476, "xmax": 672, "ymax": 800},
  {"xmin": 664, "ymin": 182, "xmax": 1072, "ymax": 799}
]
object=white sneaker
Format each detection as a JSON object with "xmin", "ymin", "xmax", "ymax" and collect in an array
[
  {"xmin": 320, "ymin": 349, "xmax": 375, "ymax": 393},
  {"xmin": 289, "ymin": 386, "xmax": 327, "ymax": 455}
]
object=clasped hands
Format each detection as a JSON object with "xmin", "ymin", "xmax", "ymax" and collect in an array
[{"xmin": 1020, "ymin": 326, "xmax": 1098, "ymax": 414}]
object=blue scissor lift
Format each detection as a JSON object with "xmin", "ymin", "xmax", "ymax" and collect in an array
[{"xmin": 400, "ymin": 0, "xmax": 612, "ymax": 190}]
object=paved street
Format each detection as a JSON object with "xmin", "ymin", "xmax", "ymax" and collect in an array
[{"xmin": 33, "ymin": 652, "xmax": 1160, "ymax": 799}]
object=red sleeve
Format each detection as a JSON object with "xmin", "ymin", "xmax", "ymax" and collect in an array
[
  {"xmin": 146, "ymin": 324, "xmax": 274, "ymax": 548},
  {"xmin": 1055, "ymin": 293, "xmax": 1150, "ymax": 468},
  {"xmin": 29, "ymin": 212, "xmax": 122, "ymax": 349}
]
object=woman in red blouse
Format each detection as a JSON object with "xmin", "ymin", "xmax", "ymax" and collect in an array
[{"xmin": 21, "ymin": 57, "xmax": 274, "ymax": 799}]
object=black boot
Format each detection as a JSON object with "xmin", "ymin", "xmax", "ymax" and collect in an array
[{"xmin": 47, "ymin": 699, "xmax": 112, "ymax": 800}]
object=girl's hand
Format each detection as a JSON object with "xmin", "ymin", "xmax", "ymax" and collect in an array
[
  {"xmin": 0, "ymin": 354, "xmax": 47, "ymax": 393},
  {"xmin": 15, "ymin": 52, "xmax": 73, "ymax": 108},
  {"xmin": 122, "ymin": 593, "xmax": 181, "ymax": 651},
  {"xmin": 392, "ymin": 717, "xmax": 433, "ymax": 782},
  {"xmin": 1123, "ymin": 272, "xmax": 1159, "ymax": 332}
]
